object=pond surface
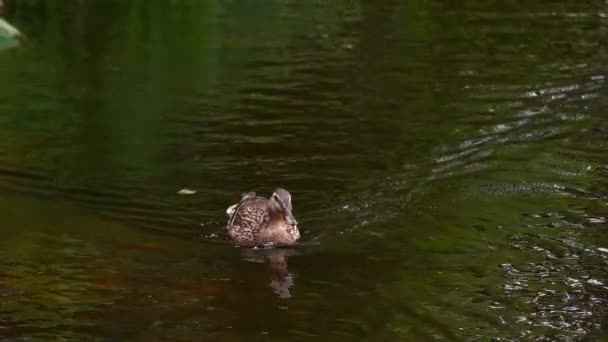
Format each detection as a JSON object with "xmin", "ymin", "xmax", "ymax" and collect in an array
[{"xmin": 1, "ymin": 1, "xmax": 608, "ymax": 340}]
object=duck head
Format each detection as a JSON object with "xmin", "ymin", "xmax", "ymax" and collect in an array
[{"xmin": 268, "ymin": 188, "xmax": 297, "ymax": 226}]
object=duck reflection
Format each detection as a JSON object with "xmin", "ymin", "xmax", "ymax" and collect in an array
[{"xmin": 241, "ymin": 247, "xmax": 300, "ymax": 299}]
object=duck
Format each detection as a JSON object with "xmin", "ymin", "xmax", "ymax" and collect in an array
[{"xmin": 226, "ymin": 188, "xmax": 300, "ymax": 247}]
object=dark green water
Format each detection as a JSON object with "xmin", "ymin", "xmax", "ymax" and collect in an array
[{"xmin": 1, "ymin": 1, "xmax": 608, "ymax": 340}]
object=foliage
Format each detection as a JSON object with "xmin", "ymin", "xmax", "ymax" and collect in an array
[{"xmin": 0, "ymin": 17, "xmax": 19, "ymax": 51}]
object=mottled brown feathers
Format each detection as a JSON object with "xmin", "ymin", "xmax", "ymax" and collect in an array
[{"xmin": 226, "ymin": 189, "xmax": 300, "ymax": 247}]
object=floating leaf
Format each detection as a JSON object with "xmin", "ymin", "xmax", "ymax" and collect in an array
[
  {"xmin": 177, "ymin": 188, "xmax": 197, "ymax": 195},
  {"xmin": 0, "ymin": 18, "xmax": 20, "ymax": 51}
]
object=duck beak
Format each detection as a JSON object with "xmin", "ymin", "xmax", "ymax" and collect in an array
[{"xmin": 283, "ymin": 208, "xmax": 297, "ymax": 225}]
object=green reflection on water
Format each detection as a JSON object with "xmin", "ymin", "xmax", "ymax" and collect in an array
[{"xmin": 0, "ymin": 0, "xmax": 606, "ymax": 340}]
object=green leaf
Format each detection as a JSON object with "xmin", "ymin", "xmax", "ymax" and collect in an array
[{"xmin": 0, "ymin": 17, "xmax": 20, "ymax": 51}]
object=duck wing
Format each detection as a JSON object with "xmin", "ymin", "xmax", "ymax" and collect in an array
[
  {"xmin": 227, "ymin": 195, "xmax": 269, "ymax": 229},
  {"xmin": 226, "ymin": 192, "xmax": 257, "ymax": 217}
]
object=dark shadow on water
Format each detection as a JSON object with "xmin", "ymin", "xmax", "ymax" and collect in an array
[{"xmin": 241, "ymin": 247, "xmax": 300, "ymax": 299}]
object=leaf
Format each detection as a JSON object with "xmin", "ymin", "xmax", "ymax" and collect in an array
[
  {"xmin": 0, "ymin": 18, "xmax": 20, "ymax": 51},
  {"xmin": 177, "ymin": 188, "xmax": 197, "ymax": 195}
]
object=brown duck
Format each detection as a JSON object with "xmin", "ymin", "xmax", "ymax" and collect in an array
[{"xmin": 226, "ymin": 188, "xmax": 300, "ymax": 247}]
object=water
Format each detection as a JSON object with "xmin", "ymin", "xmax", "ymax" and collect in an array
[{"xmin": 0, "ymin": 1, "xmax": 607, "ymax": 340}]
